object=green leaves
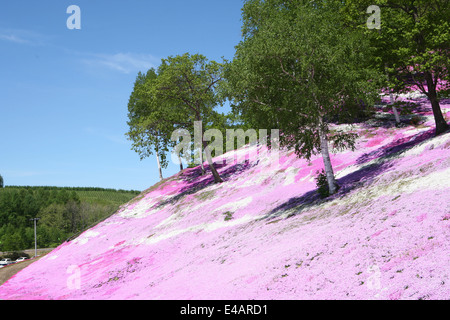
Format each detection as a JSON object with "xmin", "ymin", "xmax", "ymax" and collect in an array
[
  {"xmin": 154, "ymin": 53, "xmax": 226, "ymax": 182},
  {"xmin": 359, "ymin": 0, "xmax": 450, "ymax": 134},
  {"xmin": 156, "ymin": 53, "xmax": 225, "ymax": 119},
  {"xmin": 363, "ymin": 0, "xmax": 449, "ymax": 85},
  {"xmin": 126, "ymin": 53, "xmax": 229, "ymax": 182},
  {"xmin": 126, "ymin": 68, "xmax": 172, "ymax": 168},
  {"xmin": 227, "ymin": 0, "xmax": 381, "ymax": 160}
]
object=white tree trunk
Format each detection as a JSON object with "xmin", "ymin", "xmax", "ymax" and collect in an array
[
  {"xmin": 386, "ymin": 65, "xmax": 400, "ymax": 124},
  {"xmin": 318, "ymin": 122, "xmax": 337, "ymax": 195},
  {"xmin": 392, "ymin": 106, "xmax": 400, "ymax": 123},
  {"xmin": 155, "ymin": 150, "xmax": 163, "ymax": 181},
  {"xmin": 389, "ymin": 91, "xmax": 400, "ymax": 123},
  {"xmin": 199, "ymin": 150, "xmax": 206, "ymax": 174}
]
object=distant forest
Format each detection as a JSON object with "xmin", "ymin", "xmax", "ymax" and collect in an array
[
  {"xmin": 0, "ymin": 186, "xmax": 140, "ymax": 252},
  {"xmin": 2, "ymin": 186, "xmax": 140, "ymax": 193}
]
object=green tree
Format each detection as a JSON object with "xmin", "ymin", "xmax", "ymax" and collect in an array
[
  {"xmin": 226, "ymin": 0, "xmax": 382, "ymax": 195},
  {"xmin": 153, "ymin": 53, "xmax": 226, "ymax": 183},
  {"xmin": 3, "ymin": 232, "xmax": 24, "ymax": 251},
  {"xmin": 343, "ymin": 0, "xmax": 450, "ymax": 135},
  {"xmin": 65, "ymin": 200, "xmax": 81, "ymax": 234},
  {"xmin": 126, "ymin": 69, "xmax": 173, "ymax": 181},
  {"xmin": 0, "ymin": 174, "xmax": 3, "ymax": 188},
  {"xmin": 39, "ymin": 203, "xmax": 67, "ymax": 231}
]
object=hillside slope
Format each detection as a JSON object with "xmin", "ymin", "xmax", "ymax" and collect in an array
[{"xmin": 1, "ymin": 96, "xmax": 449, "ymax": 300}]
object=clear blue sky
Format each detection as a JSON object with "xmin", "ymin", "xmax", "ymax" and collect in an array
[{"xmin": 0, "ymin": 0, "xmax": 244, "ymax": 191}]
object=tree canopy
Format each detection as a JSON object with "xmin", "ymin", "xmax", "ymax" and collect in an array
[
  {"xmin": 124, "ymin": 0, "xmax": 448, "ymax": 196},
  {"xmin": 225, "ymin": 0, "xmax": 383, "ymax": 194},
  {"xmin": 341, "ymin": 0, "xmax": 450, "ymax": 135},
  {"xmin": 127, "ymin": 53, "xmax": 228, "ymax": 183},
  {"xmin": 126, "ymin": 68, "xmax": 173, "ymax": 180},
  {"xmin": 156, "ymin": 53, "xmax": 227, "ymax": 183}
]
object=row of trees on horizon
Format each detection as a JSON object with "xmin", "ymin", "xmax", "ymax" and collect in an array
[
  {"xmin": 1, "ymin": 185, "xmax": 140, "ymax": 193},
  {"xmin": 126, "ymin": 0, "xmax": 449, "ymax": 196}
]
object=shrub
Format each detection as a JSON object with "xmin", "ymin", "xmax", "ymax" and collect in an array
[
  {"xmin": 223, "ymin": 211, "xmax": 233, "ymax": 221},
  {"xmin": 315, "ymin": 170, "xmax": 340, "ymax": 198},
  {"xmin": 315, "ymin": 169, "xmax": 330, "ymax": 199},
  {"xmin": 410, "ymin": 115, "xmax": 422, "ymax": 126}
]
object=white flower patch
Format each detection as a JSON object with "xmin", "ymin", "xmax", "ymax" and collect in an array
[
  {"xmin": 44, "ymin": 254, "xmax": 58, "ymax": 261},
  {"xmin": 148, "ymin": 196, "xmax": 255, "ymax": 243},
  {"xmin": 155, "ymin": 213, "xmax": 179, "ymax": 229},
  {"xmin": 214, "ymin": 196, "xmax": 253, "ymax": 213},
  {"xmin": 283, "ymin": 166, "xmax": 300, "ymax": 186},
  {"xmin": 338, "ymin": 164, "xmax": 450, "ymax": 210},
  {"xmin": 402, "ymin": 132, "xmax": 450, "ymax": 158},
  {"xmin": 227, "ymin": 145, "xmax": 257, "ymax": 161},
  {"xmin": 118, "ymin": 197, "xmax": 162, "ymax": 219},
  {"xmin": 236, "ymin": 169, "xmax": 276, "ymax": 189},
  {"xmin": 335, "ymin": 164, "xmax": 361, "ymax": 180},
  {"xmin": 144, "ymin": 214, "xmax": 264, "ymax": 246},
  {"xmin": 390, "ymin": 90, "xmax": 427, "ymax": 100},
  {"xmin": 99, "ymin": 220, "xmax": 124, "ymax": 227},
  {"xmin": 234, "ymin": 176, "xmax": 258, "ymax": 189},
  {"xmin": 145, "ymin": 227, "xmax": 192, "ymax": 245},
  {"xmin": 185, "ymin": 200, "xmax": 211, "ymax": 215},
  {"xmin": 330, "ymin": 123, "xmax": 356, "ymax": 133},
  {"xmin": 72, "ymin": 230, "xmax": 100, "ymax": 245},
  {"xmin": 400, "ymin": 167, "xmax": 450, "ymax": 194},
  {"xmin": 203, "ymin": 214, "xmax": 257, "ymax": 232}
]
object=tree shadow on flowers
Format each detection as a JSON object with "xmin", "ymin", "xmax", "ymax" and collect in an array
[
  {"xmin": 262, "ymin": 128, "xmax": 437, "ymax": 221},
  {"xmin": 262, "ymin": 160, "xmax": 392, "ymax": 221},
  {"xmin": 154, "ymin": 160, "xmax": 255, "ymax": 209},
  {"xmin": 356, "ymin": 128, "xmax": 435, "ymax": 165}
]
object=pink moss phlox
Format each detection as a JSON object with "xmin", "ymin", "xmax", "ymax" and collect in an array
[{"xmin": 1, "ymin": 94, "xmax": 449, "ymax": 300}]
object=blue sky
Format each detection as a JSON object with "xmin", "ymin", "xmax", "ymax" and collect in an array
[{"xmin": 0, "ymin": 0, "xmax": 244, "ymax": 191}]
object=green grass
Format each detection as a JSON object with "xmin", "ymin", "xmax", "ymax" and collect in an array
[{"xmin": 75, "ymin": 190, "xmax": 140, "ymax": 206}]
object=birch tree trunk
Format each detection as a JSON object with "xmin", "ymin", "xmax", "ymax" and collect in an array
[
  {"xmin": 155, "ymin": 148, "xmax": 163, "ymax": 181},
  {"xmin": 318, "ymin": 119, "xmax": 338, "ymax": 195},
  {"xmin": 385, "ymin": 64, "xmax": 400, "ymax": 124},
  {"xmin": 202, "ymin": 141, "xmax": 223, "ymax": 183},
  {"xmin": 391, "ymin": 100, "xmax": 400, "ymax": 124},
  {"xmin": 378, "ymin": 28, "xmax": 399, "ymax": 124}
]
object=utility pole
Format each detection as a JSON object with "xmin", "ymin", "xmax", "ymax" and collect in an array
[{"xmin": 30, "ymin": 218, "xmax": 40, "ymax": 258}]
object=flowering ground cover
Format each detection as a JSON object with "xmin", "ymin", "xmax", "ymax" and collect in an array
[{"xmin": 0, "ymin": 93, "xmax": 449, "ymax": 300}]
